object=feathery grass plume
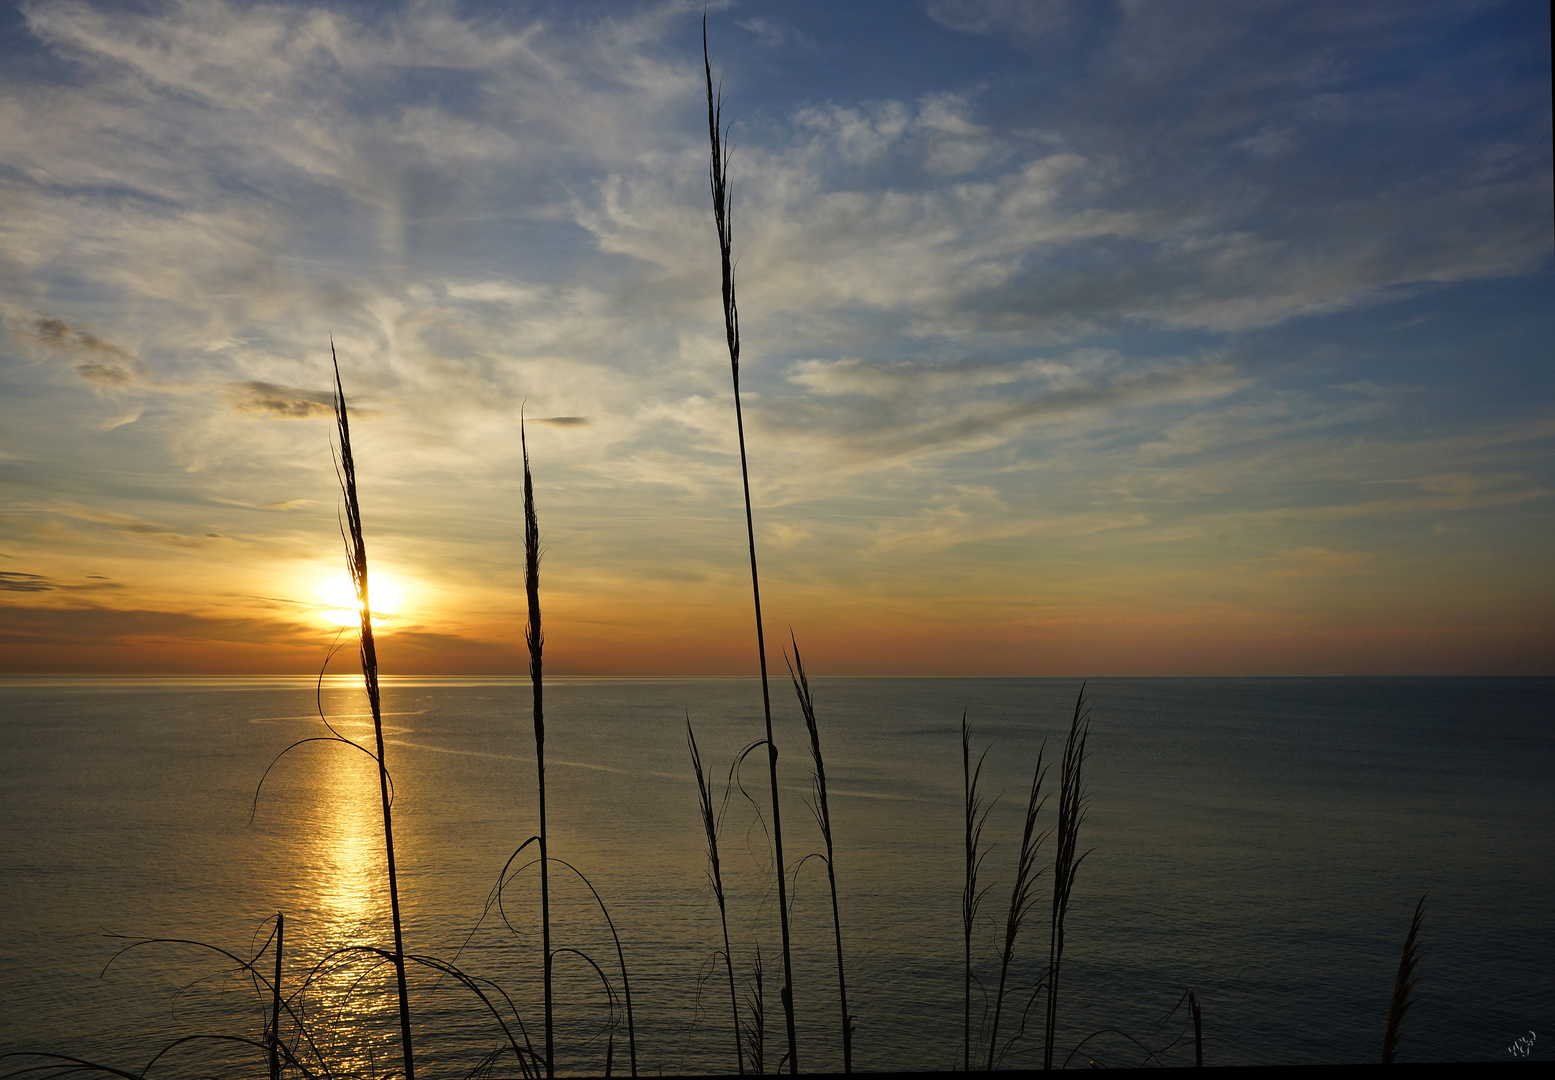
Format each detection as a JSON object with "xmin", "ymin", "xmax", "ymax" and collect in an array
[
  {"xmin": 787, "ymin": 634, "xmax": 854, "ymax": 1072},
  {"xmin": 962, "ymin": 711, "xmax": 995, "ymax": 1072},
  {"xmin": 689, "ymin": 720, "xmax": 743, "ymax": 1074},
  {"xmin": 743, "ymin": 945, "xmax": 766, "ymax": 1075},
  {"xmin": 1043, "ymin": 684, "xmax": 1093, "ymax": 1070},
  {"xmin": 987, "ymin": 743, "xmax": 1050, "ymax": 1070},
  {"xmin": 332, "ymin": 345, "xmax": 415, "ymax": 1080},
  {"xmin": 520, "ymin": 415, "xmax": 554, "ymax": 1077},
  {"xmin": 1381, "ymin": 894, "xmax": 1425, "ymax": 1064},
  {"xmin": 704, "ymin": 17, "xmax": 799, "ymax": 1072}
]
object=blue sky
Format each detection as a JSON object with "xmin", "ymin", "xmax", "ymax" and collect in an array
[{"xmin": 0, "ymin": 0, "xmax": 1550, "ymax": 674}]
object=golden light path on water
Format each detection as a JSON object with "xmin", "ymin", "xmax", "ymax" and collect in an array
[{"xmin": 291, "ymin": 706, "xmax": 404, "ymax": 1071}]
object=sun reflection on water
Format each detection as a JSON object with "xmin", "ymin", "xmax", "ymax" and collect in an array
[
  {"xmin": 291, "ymin": 719, "xmax": 403, "ymax": 1072},
  {"xmin": 310, "ymin": 736, "xmax": 386, "ymax": 924}
]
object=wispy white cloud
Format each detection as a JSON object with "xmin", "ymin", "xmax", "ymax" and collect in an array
[
  {"xmin": 924, "ymin": 0, "xmax": 1073, "ymax": 40},
  {"xmin": 42, "ymin": 501, "xmax": 233, "ymax": 548},
  {"xmin": 754, "ymin": 354, "xmax": 1242, "ymax": 470}
]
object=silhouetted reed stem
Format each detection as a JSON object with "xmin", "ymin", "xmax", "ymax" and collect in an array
[
  {"xmin": 987, "ymin": 744, "xmax": 1049, "ymax": 1070},
  {"xmin": 788, "ymin": 636, "xmax": 852, "ymax": 1072},
  {"xmin": 705, "ymin": 19, "xmax": 798, "ymax": 1073},
  {"xmin": 744, "ymin": 945, "xmax": 766, "ymax": 1074},
  {"xmin": 1381, "ymin": 895, "xmax": 1425, "ymax": 1064},
  {"xmin": 689, "ymin": 721, "xmax": 742, "ymax": 1074},
  {"xmin": 332, "ymin": 347, "xmax": 414, "ymax": 1080},
  {"xmin": 1191, "ymin": 989, "xmax": 1203, "ymax": 1067},
  {"xmin": 268, "ymin": 912, "xmax": 283, "ymax": 1080},
  {"xmin": 521, "ymin": 419, "xmax": 554, "ymax": 1077},
  {"xmin": 1044, "ymin": 684, "xmax": 1092, "ymax": 1071},
  {"xmin": 962, "ymin": 712, "xmax": 992, "ymax": 1072}
]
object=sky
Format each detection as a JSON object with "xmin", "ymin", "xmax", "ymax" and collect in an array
[{"xmin": 0, "ymin": 0, "xmax": 1550, "ymax": 676}]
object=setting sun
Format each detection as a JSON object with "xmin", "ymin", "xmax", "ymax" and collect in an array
[{"xmin": 316, "ymin": 573, "xmax": 404, "ymax": 628}]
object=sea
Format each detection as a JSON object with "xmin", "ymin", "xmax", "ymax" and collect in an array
[{"xmin": 0, "ymin": 675, "xmax": 1550, "ymax": 1075}]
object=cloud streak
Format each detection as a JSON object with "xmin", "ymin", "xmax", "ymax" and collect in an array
[
  {"xmin": 758, "ymin": 356, "xmax": 1240, "ymax": 466},
  {"xmin": 46, "ymin": 503, "xmax": 232, "ymax": 549},
  {"xmin": 225, "ymin": 381, "xmax": 338, "ymax": 420},
  {"xmin": 10, "ymin": 314, "xmax": 149, "ymax": 386}
]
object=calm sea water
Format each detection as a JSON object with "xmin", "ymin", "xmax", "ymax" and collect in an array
[{"xmin": 0, "ymin": 676, "xmax": 1550, "ymax": 1074}]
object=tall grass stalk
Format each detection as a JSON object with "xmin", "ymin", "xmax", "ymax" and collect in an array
[
  {"xmin": 1381, "ymin": 895, "xmax": 1425, "ymax": 1064},
  {"xmin": 267, "ymin": 911, "xmax": 283, "ymax": 1080},
  {"xmin": 962, "ymin": 711, "xmax": 994, "ymax": 1072},
  {"xmin": 521, "ymin": 417, "xmax": 554, "ymax": 1077},
  {"xmin": 987, "ymin": 745, "xmax": 1049, "ymax": 1070},
  {"xmin": 788, "ymin": 635, "xmax": 853, "ymax": 1072},
  {"xmin": 1190, "ymin": 989, "xmax": 1202, "ymax": 1067},
  {"xmin": 331, "ymin": 346, "xmax": 414, "ymax": 1079},
  {"xmin": 1043, "ymin": 685, "xmax": 1092, "ymax": 1070},
  {"xmin": 688, "ymin": 720, "xmax": 742, "ymax": 1074},
  {"xmin": 704, "ymin": 19, "xmax": 799, "ymax": 1073}
]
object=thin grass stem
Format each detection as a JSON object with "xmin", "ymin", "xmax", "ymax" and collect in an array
[
  {"xmin": 987, "ymin": 743, "xmax": 1050, "ymax": 1070},
  {"xmin": 1191, "ymin": 989, "xmax": 1203, "ymax": 1067},
  {"xmin": 787, "ymin": 635, "xmax": 853, "ymax": 1072},
  {"xmin": 269, "ymin": 911, "xmax": 283, "ymax": 1080},
  {"xmin": 1044, "ymin": 683, "xmax": 1092, "ymax": 1071},
  {"xmin": 704, "ymin": 18, "xmax": 798, "ymax": 1073},
  {"xmin": 520, "ymin": 416, "xmax": 553, "ymax": 1077},
  {"xmin": 743, "ymin": 945, "xmax": 766, "ymax": 1075},
  {"xmin": 331, "ymin": 345, "xmax": 414, "ymax": 1080},
  {"xmin": 690, "ymin": 720, "xmax": 743, "ymax": 1074},
  {"xmin": 489, "ymin": 848, "xmax": 637, "ymax": 1075},
  {"xmin": 1381, "ymin": 894, "xmax": 1425, "ymax": 1064},
  {"xmin": 962, "ymin": 711, "xmax": 994, "ymax": 1072},
  {"xmin": 547, "ymin": 856, "xmax": 638, "ymax": 1076}
]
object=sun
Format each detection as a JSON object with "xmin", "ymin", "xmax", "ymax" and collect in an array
[{"xmin": 316, "ymin": 572, "xmax": 404, "ymax": 628}]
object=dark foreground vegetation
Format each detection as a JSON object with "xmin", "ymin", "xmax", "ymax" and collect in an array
[{"xmin": 0, "ymin": 29, "xmax": 1429, "ymax": 1079}]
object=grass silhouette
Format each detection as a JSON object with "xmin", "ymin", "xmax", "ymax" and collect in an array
[
  {"xmin": 961, "ymin": 711, "xmax": 994, "ymax": 1071},
  {"xmin": 521, "ymin": 414, "xmax": 555, "ymax": 1078},
  {"xmin": 703, "ymin": 15, "xmax": 799, "ymax": 1075},
  {"xmin": 688, "ymin": 719, "xmax": 742, "ymax": 1073},
  {"xmin": 331, "ymin": 343, "xmax": 416, "ymax": 1079},
  {"xmin": 1044, "ymin": 684, "xmax": 1093, "ymax": 1070},
  {"xmin": 787, "ymin": 636, "xmax": 853, "ymax": 1073},
  {"xmin": 1382, "ymin": 895, "xmax": 1426, "ymax": 1064},
  {"xmin": 987, "ymin": 739, "xmax": 1050, "ymax": 1070}
]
